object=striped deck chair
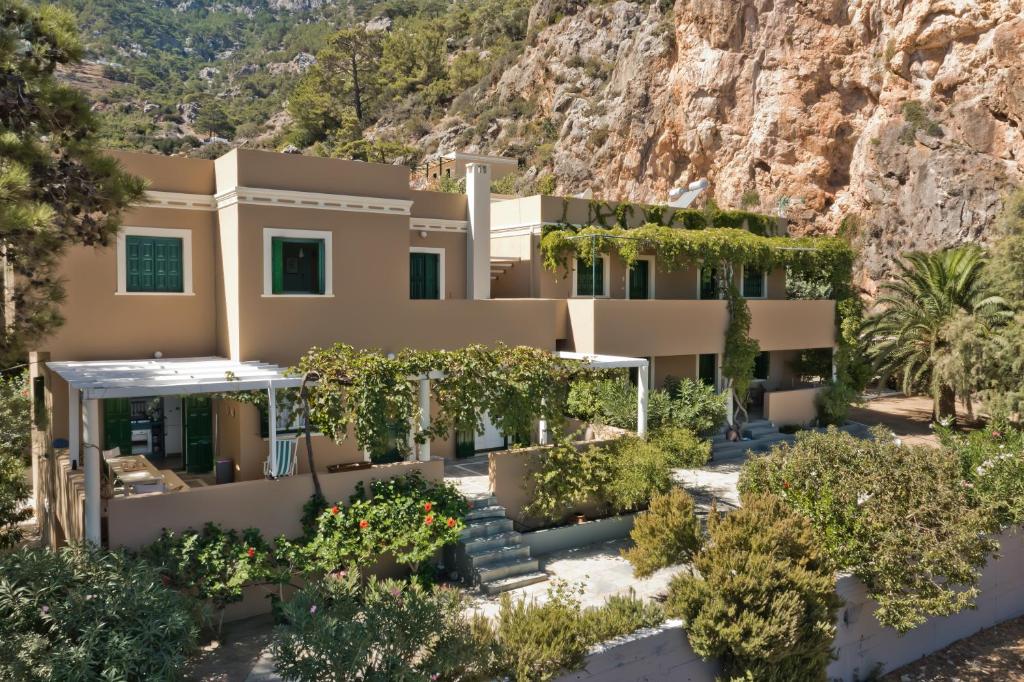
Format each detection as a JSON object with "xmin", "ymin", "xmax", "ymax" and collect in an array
[{"xmin": 264, "ymin": 437, "xmax": 298, "ymax": 479}]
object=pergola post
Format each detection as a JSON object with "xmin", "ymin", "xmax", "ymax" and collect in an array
[
  {"xmin": 538, "ymin": 397, "xmax": 549, "ymax": 445},
  {"xmin": 68, "ymin": 385, "xmax": 80, "ymax": 468},
  {"xmin": 417, "ymin": 377, "xmax": 431, "ymax": 462},
  {"xmin": 267, "ymin": 385, "xmax": 277, "ymax": 467},
  {"xmin": 82, "ymin": 398, "xmax": 101, "ymax": 545},
  {"xmin": 637, "ymin": 360, "xmax": 649, "ymax": 438}
]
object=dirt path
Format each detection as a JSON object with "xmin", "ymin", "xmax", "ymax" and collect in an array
[{"xmin": 882, "ymin": 615, "xmax": 1024, "ymax": 681}]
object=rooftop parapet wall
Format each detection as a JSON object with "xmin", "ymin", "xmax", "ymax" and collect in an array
[
  {"xmin": 410, "ymin": 190, "xmax": 469, "ymax": 221},
  {"xmin": 107, "ymin": 150, "xmax": 215, "ymax": 195}
]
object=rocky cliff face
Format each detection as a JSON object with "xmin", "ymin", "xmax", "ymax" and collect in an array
[{"xmin": 417, "ymin": 0, "xmax": 1024, "ymax": 291}]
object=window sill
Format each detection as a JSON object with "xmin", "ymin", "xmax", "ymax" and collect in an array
[
  {"xmin": 115, "ymin": 291, "xmax": 195, "ymax": 296},
  {"xmin": 571, "ymin": 295, "xmax": 611, "ymax": 299},
  {"xmin": 261, "ymin": 293, "xmax": 335, "ymax": 298}
]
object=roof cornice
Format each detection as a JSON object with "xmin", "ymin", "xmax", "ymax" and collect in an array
[{"xmin": 215, "ymin": 186, "xmax": 413, "ymax": 215}]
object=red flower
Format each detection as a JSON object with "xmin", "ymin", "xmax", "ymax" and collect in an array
[
  {"xmin": 446, "ymin": 517, "xmax": 456, "ymax": 528},
  {"xmin": 247, "ymin": 547, "xmax": 255, "ymax": 558},
  {"xmin": 423, "ymin": 502, "xmax": 432, "ymax": 512},
  {"xmin": 782, "ymin": 481, "xmax": 791, "ymax": 490},
  {"xmin": 331, "ymin": 505, "xmax": 340, "ymax": 515},
  {"xmin": 425, "ymin": 515, "xmax": 434, "ymax": 526},
  {"xmin": 359, "ymin": 519, "xmax": 369, "ymax": 529}
]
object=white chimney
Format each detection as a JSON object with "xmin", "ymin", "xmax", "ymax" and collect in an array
[{"xmin": 466, "ymin": 162, "xmax": 490, "ymax": 300}]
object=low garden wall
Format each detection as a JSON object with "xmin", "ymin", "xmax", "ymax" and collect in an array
[
  {"xmin": 764, "ymin": 386, "xmax": 822, "ymax": 426},
  {"xmin": 555, "ymin": 527, "xmax": 1024, "ymax": 682},
  {"xmin": 522, "ymin": 514, "xmax": 635, "ymax": 557},
  {"xmin": 106, "ymin": 458, "xmax": 443, "ymax": 549}
]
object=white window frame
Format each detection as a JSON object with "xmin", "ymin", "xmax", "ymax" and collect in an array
[
  {"xmin": 409, "ymin": 246, "xmax": 446, "ymax": 300},
  {"xmin": 262, "ymin": 228, "xmax": 334, "ymax": 297},
  {"xmin": 697, "ymin": 266, "xmax": 722, "ymax": 300},
  {"xmin": 116, "ymin": 226, "xmax": 193, "ymax": 295},
  {"xmin": 741, "ymin": 265, "xmax": 768, "ymax": 299},
  {"xmin": 625, "ymin": 255, "xmax": 655, "ymax": 300},
  {"xmin": 572, "ymin": 255, "xmax": 611, "ymax": 298}
]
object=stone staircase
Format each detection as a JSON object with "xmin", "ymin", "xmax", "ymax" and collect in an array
[
  {"xmin": 490, "ymin": 258, "xmax": 519, "ymax": 283},
  {"xmin": 712, "ymin": 418, "xmax": 874, "ymax": 461},
  {"xmin": 455, "ymin": 495, "xmax": 548, "ymax": 595}
]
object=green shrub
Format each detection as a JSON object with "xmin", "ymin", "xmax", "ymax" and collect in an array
[
  {"xmin": 623, "ymin": 488, "xmax": 701, "ymax": 577},
  {"xmin": 604, "ymin": 436, "xmax": 674, "ymax": 513},
  {"xmin": 939, "ymin": 422, "xmax": 1024, "ymax": 530},
  {"xmin": 0, "ymin": 371, "xmax": 30, "ymax": 549},
  {"xmin": 651, "ymin": 425, "xmax": 711, "ymax": 467},
  {"xmin": 270, "ymin": 572, "xmax": 483, "ymax": 681},
  {"xmin": 739, "ymin": 427, "xmax": 996, "ymax": 632},
  {"xmin": 523, "ymin": 439, "xmax": 609, "ymax": 523},
  {"xmin": 666, "ymin": 494, "xmax": 840, "ymax": 681},
  {"xmin": 662, "ymin": 377, "xmax": 728, "ymax": 436},
  {"xmin": 0, "ymin": 544, "xmax": 196, "ymax": 681},
  {"xmin": 482, "ymin": 582, "xmax": 664, "ymax": 681},
  {"xmin": 569, "ymin": 376, "xmax": 724, "ymax": 435}
]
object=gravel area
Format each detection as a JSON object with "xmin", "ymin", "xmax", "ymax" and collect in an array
[{"xmin": 882, "ymin": 615, "xmax": 1024, "ymax": 681}]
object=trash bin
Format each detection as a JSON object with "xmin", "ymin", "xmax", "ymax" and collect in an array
[{"xmin": 215, "ymin": 458, "xmax": 234, "ymax": 485}]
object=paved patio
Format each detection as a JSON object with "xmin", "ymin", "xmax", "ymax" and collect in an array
[{"xmin": 444, "ymin": 454, "xmax": 491, "ymax": 499}]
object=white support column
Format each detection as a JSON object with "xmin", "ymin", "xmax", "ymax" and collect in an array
[
  {"xmin": 831, "ymin": 345, "xmax": 839, "ymax": 382},
  {"xmin": 637, "ymin": 361, "xmax": 649, "ymax": 438},
  {"xmin": 418, "ymin": 378, "xmax": 431, "ymax": 462},
  {"xmin": 466, "ymin": 163, "xmax": 491, "ymax": 300},
  {"xmin": 68, "ymin": 385, "xmax": 80, "ymax": 468},
  {"xmin": 267, "ymin": 385, "xmax": 277, "ymax": 466},
  {"xmin": 82, "ymin": 398, "xmax": 101, "ymax": 545},
  {"xmin": 725, "ymin": 387, "xmax": 735, "ymax": 427},
  {"xmin": 538, "ymin": 397, "xmax": 549, "ymax": 445}
]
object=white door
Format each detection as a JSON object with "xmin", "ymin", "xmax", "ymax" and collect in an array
[
  {"xmin": 163, "ymin": 396, "xmax": 183, "ymax": 456},
  {"xmin": 475, "ymin": 412, "xmax": 506, "ymax": 451}
]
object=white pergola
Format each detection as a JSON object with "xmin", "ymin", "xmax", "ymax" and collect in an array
[
  {"xmin": 554, "ymin": 351, "xmax": 649, "ymax": 440},
  {"xmin": 47, "ymin": 356, "xmax": 303, "ymax": 544}
]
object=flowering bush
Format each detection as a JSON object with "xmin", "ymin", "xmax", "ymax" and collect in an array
[
  {"xmin": 0, "ymin": 544, "xmax": 196, "ymax": 681},
  {"xmin": 939, "ymin": 422, "xmax": 1024, "ymax": 530},
  {"xmin": 293, "ymin": 473, "xmax": 467, "ymax": 577},
  {"xmin": 739, "ymin": 427, "xmax": 995, "ymax": 632},
  {"xmin": 269, "ymin": 572, "xmax": 484, "ymax": 682}
]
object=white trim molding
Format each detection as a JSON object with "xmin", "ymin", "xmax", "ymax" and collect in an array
[
  {"xmin": 262, "ymin": 227, "xmax": 334, "ymax": 297},
  {"xmin": 741, "ymin": 264, "xmax": 769, "ymax": 299},
  {"xmin": 143, "ymin": 191, "xmax": 217, "ymax": 211},
  {"xmin": 409, "ymin": 246, "xmax": 446, "ymax": 300},
  {"xmin": 626, "ymin": 255, "xmax": 656, "ymax": 300},
  {"xmin": 572, "ymin": 255, "xmax": 611, "ymax": 298},
  {"xmin": 410, "ymin": 218, "xmax": 468, "ymax": 233},
  {"xmin": 218, "ymin": 186, "xmax": 413, "ymax": 216},
  {"xmin": 116, "ymin": 226, "xmax": 194, "ymax": 295}
]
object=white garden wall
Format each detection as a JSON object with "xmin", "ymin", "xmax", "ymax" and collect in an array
[{"xmin": 556, "ymin": 528, "xmax": 1024, "ymax": 682}]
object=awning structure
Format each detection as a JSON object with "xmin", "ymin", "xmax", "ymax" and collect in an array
[
  {"xmin": 47, "ymin": 356, "xmax": 303, "ymax": 400},
  {"xmin": 556, "ymin": 351, "xmax": 649, "ymax": 439}
]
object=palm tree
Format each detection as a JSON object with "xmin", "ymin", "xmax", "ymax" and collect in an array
[{"xmin": 864, "ymin": 247, "xmax": 1005, "ymax": 422}]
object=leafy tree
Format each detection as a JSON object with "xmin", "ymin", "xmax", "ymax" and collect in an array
[
  {"xmin": 667, "ymin": 493, "xmax": 841, "ymax": 681},
  {"xmin": 863, "ymin": 248, "xmax": 1005, "ymax": 421},
  {"xmin": 192, "ymin": 99, "xmax": 234, "ymax": 139},
  {"xmin": 0, "ymin": 0, "xmax": 145, "ymax": 367},
  {"xmin": 0, "ymin": 371, "xmax": 30, "ymax": 548}
]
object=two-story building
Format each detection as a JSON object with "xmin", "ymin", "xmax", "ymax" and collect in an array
[{"xmin": 22, "ymin": 148, "xmax": 837, "ymax": 550}]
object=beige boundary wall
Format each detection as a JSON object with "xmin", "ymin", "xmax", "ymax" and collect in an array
[
  {"xmin": 106, "ymin": 458, "xmax": 443, "ymax": 549},
  {"xmin": 554, "ymin": 528, "xmax": 1024, "ymax": 682},
  {"xmin": 764, "ymin": 386, "xmax": 823, "ymax": 426}
]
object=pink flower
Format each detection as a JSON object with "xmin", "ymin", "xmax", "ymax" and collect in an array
[
  {"xmin": 389, "ymin": 587, "xmax": 402, "ymax": 597},
  {"xmin": 424, "ymin": 515, "xmax": 434, "ymax": 526},
  {"xmin": 423, "ymin": 502, "xmax": 432, "ymax": 512},
  {"xmin": 359, "ymin": 519, "xmax": 369, "ymax": 529},
  {"xmin": 446, "ymin": 517, "xmax": 456, "ymax": 528},
  {"xmin": 247, "ymin": 547, "xmax": 256, "ymax": 558},
  {"xmin": 309, "ymin": 604, "xmax": 317, "ymax": 615},
  {"xmin": 331, "ymin": 505, "xmax": 340, "ymax": 515}
]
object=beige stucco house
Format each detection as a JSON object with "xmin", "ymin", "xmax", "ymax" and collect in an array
[{"xmin": 22, "ymin": 148, "xmax": 836, "ymax": 550}]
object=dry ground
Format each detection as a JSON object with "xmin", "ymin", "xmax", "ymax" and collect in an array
[{"xmin": 882, "ymin": 615, "xmax": 1024, "ymax": 681}]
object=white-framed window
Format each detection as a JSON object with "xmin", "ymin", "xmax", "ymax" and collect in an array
[
  {"xmin": 741, "ymin": 265, "xmax": 768, "ymax": 299},
  {"xmin": 572, "ymin": 256, "xmax": 610, "ymax": 297},
  {"xmin": 626, "ymin": 255, "xmax": 655, "ymax": 300},
  {"xmin": 409, "ymin": 246, "xmax": 445, "ymax": 300},
  {"xmin": 262, "ymin": 228, "xmax": 334, "ymax": 297},
  {"xmin": 116, "ymin": 226, "xmax": 193, "ymax": 295}
]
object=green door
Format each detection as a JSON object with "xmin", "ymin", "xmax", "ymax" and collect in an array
[
  {"xmin": 184, "ymin": 396, "xmax": 214, "ymax": 473},
  {"xmin": 629, "ymin": 260, "xmax": 650, "ymax": 299},
  {"xmin": 698, "ymin": 354, "xmax": 717, "ymax": 387},
  {"xmin": 103, "ymin": 399, "xmax": 133, "ymax": 454},
  {"xmin": 409, "ymin": 252, "xmax": 440, "ymax": 299}
]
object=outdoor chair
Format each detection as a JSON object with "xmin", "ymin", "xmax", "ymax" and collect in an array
[
  {"xmin": 265, "ymin": 437, "xmax": 298, "ymax": 479},
  {"xmin": 102, "ymin": 447, "xmax": 121, "ymax": 460}
]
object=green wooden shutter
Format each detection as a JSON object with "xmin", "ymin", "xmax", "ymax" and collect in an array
[
  {"xmin": 410, "ymin": 252, "xmax": 424, "ymax": 298},
  {"xmin": 184, "ymin": 396, "xmax": 214, "ymax": 473},
  {"xmin": 126, "ymin": 239, "xmax": 142, "ymax": 291},
  {"xmin": 316, "ymin": 239, "xmax": 326, "ymax": 294},
  {"xmin": 126, "ymin": 236, "xmax": 183, "ymax": 292},
  {"xmin": 629, "ymin": 260, "xmax": 649, "ymax": 299},
  {"xmin": 425, "ymin": 254, "xmax": 439, "ymax": 299},
  {"xmin": 272, "ymin": 238, "xmax": 284, "ymax": 294},
  {"xmin": 577, "ymin": 257, "xmax": 604, "ymax": 296},
  {"xmin": 410, "ymin": 253, "xmax": 440, "ymax": 299},
  {"xmin": 103, "ymin": 399, "xmax": 133, "ymax": 454}
]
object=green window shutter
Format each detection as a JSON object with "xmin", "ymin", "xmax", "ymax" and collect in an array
[
  {"xmin": 629, "ymin": 260, "xmax": 649, "ymax": 299},
  {"xmin": 743, "ymin": 268, "xmax": 765, "ymax": 298},
  {"xmin": 272, "ymin": 238, "xmax": 284, "ymax": 294},
  {"xmin": 125, "ymin": 236, "xmax": 183, "ymax": 292},
  {"xmin": 576, "ymin": 257, "xmax": 604, "ymax": 296},
  {"xmin": 103, "ymin": 399, "xmax": 132, "ymax": 454},
  {"xmin": 410, "ymin": 252, "xmax": 440, "ymax": 300},
  {"xmin": 425, "ymin": 253, "xmax": 439, "ymax": 299},
  {"xmin": 410, "ymin": 253, "xmax": 424, "ymax": 298},
  {"xmin": 316, "ymin": 239, "xmax": 326, "ymax": 295}
]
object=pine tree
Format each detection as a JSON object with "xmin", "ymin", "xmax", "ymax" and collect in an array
[
  {"xmin": 0, "ymin": 0, "xmax": 145, "ymax": 367},
  {"xmin": 622, "ymin": 487, "xmax": 701, "ymax": 578}
]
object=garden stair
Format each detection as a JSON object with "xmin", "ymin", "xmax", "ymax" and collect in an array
[
  {"xmin": 711, "ymin": 419, "xmax": 875, "ymax": 461},
  {"xmin": 455, "ymin": 495, "xmax": 547, "ymax": 595}
]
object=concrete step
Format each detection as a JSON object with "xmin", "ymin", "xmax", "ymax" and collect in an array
[
  {"xmin": 465, "ymin": 505, "xmax": 507, "ymax": 522},
  {"xmin": 481, "ymin": 570, "xmax": 549, "ymax": 595},
  {"xmin": 477, "ymin": 557, "xmax": 541, "ymax": 584},
  {"xmin": 466, "ymin": 495, "xmax": 499, "ymax": 510},
  {"xmin": 462, "ymin": 530, "xmax": 524, "ymax": 555},
  {"xmin": 468, "ymin": 544, "xmax": 531, "ymax": 569},
  {"xmin": 713, "ymin": 433, "xmax": 793, "ymax": 461},
  {"xmin": 459, "ymin": 517, "xmax": 514, "ymax": 541},
  {"xmin": 712, "ymin": 423, "xmax": 778, "ymax": 444}
]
